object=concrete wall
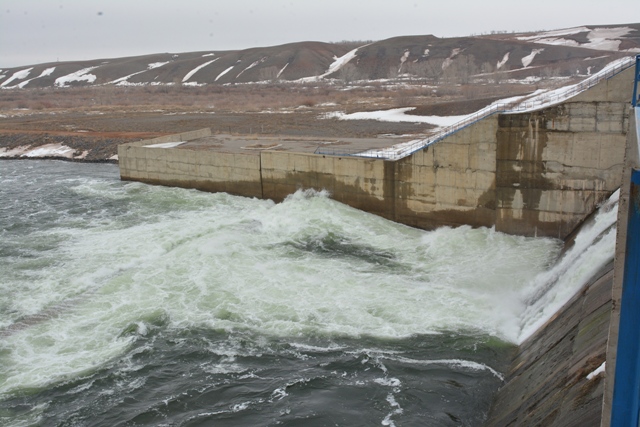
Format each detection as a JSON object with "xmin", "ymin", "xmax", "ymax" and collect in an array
[
  {"xmin": 118, "ymin": 67, "xmax": 634, "ymax": 239},
  {"xmin": 118, "ymin": 129, "xmax": 263, "ymax": 198},
  {"xmin": 485, "ymin": 262, "xmax": 614, "ymax": 426},
  {"xmin": 485, "ymin": 97, "xmax": 639, "ymax": 427},
  {"xmin": 394, "ymin": 116, "xmax": 498, "ymax": 229},
  {"xmin": 491, "ymin": 69, "xmax": 634, "ymax": 238},
  {"xmin": 495, "ymin": 102, "xmax": 628, "ymax": 238},
  {"xmin": 601, "ymin": 110, "xmax": 639, "ymax": 426},
  {"xmin": 261, "ymin": 150, "xmax": 395, "ymax": 220},
  {"xmin": 121, "ymin": 128, "xmax": 213, "ymax": 147}
]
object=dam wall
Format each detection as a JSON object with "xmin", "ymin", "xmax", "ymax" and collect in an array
[
  {"xmin": 119, "ymin": 67, "xmax": 634, "ymax": 240},
  {"xmin": 485, "ymin": 261, "xmax": 614, "ymax": 426},
  {"xmin": 485, "ymin": 103, "xmax": 639, "ymax": 426},
  {"xmin": 118, "ymin": 130, "xmax": 263, "ymax": 198},
  {"xmin": 117, "ymin": 58, "xmax": 639, "ymax": 425}
]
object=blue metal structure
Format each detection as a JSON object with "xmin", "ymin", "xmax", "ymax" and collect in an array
[
  {"xmin": 611, "ymin": 54, "xmax": 640, "ymax": 426},
  {"xmin": 611, "ymin": 170, "xmax": 640, "ymax": 426}
]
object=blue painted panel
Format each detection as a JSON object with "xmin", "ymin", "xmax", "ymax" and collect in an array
[{"xmin": 611, "ymin": 169, "xmax": 640, "ymax": 426}]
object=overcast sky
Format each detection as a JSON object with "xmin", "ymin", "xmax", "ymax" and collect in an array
[{"xmin": 1, "ymin": 0, "xmax": 639, "ymax": 68}]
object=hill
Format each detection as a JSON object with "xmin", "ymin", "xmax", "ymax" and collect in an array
[{"xmin": 1, "ymin": 23, "xmax": 638, "ymax": 89}]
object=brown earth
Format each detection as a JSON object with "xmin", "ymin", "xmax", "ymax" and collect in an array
[{"xmin": 0, "ymin": 82, "xmax": 538, "ymax": 161}]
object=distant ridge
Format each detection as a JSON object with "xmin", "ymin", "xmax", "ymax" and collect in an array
[{"xmin": 1, "ymin": 23, "xmax": 638, "ymax": 89}]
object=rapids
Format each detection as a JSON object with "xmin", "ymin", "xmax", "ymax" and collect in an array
[{"xmin": 0, "ymin": 160, "xmax": 615, "ymax": 426}]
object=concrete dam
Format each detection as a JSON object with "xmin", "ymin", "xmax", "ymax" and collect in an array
[{"xmin": 118, "ymin": 58, "xmax": 639, "ymax": 425}]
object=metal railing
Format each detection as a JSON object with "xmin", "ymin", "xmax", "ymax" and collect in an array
[{"xmin": 316, "ymin": 56, "xmax": 636, "ymax": 161}]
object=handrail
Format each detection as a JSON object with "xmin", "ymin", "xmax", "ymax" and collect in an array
[{"xmin": 316, "ymin": 56, "xmax": 636, "ymax": 161}]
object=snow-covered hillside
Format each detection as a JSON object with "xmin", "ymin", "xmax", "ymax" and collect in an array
[{"xmin": 0, "ymin": 23, "xmax": 637, "ymax": 89}]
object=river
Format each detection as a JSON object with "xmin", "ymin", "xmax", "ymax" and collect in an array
[{"xmin": 0, "ymin": 160, "xmax": 616, "ymax": 426}]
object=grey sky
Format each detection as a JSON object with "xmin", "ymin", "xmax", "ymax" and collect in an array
[{"xmin": 1, "ymin": 0, "xmax": 639, "ymax": 68}]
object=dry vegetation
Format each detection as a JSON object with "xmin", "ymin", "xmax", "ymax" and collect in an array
[
  {"xmin": 0, "ymin": 76, "xmax": 565, "ymax": 161},
  {"xmin": 0, "ymin": 79, "xmax": 548, "ymax": 113}
]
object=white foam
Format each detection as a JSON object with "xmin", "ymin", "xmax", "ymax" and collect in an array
[
  {"xmin": 517, "ymin": 190, "xmax": 619, "ymax": 343},
  {"xmin": 0, "ymin": 187, "xmax": 558, "ymax": 395},
  {"xmin": 389, "ymin": 356, "xmax": 505, "ymax": 380}
]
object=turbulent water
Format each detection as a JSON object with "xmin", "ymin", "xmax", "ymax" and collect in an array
[{"xmin": 0, "ymin": 160, "xmax": 615, "ymax": 426}]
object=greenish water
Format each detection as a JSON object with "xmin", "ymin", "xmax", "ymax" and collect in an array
[{"xmin": 2, "ymin": 160, "xmax": 602, "ymax": 426}]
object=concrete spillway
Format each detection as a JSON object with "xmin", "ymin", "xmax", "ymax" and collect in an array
[{"xmin": 118, "ymin": 59, "xmax": 639, "ymax": 425}]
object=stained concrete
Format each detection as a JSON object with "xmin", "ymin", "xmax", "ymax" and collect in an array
[
  {"xmin": 118, "ymin": 62, "xmax": 639, "ymax": 426},
  {"xmin": 485, "ymin": 105, "xmax": 640, "ymax": 427},
  {"xmin": 485, "ymin": 261, "xmax": 613, "ymax": 426}
]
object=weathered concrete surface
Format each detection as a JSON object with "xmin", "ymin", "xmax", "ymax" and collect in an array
[
  {"xmin": 395, "ymin": 116, "xmax": 498, "ymax": 229},
  {"xmin": 118, "ymin": 68, "xmax": 634, "ymax": 240},
  {"xmin": 484, "ymin": 106, "xmax": 639, "ymax": 427},
  {"xmin": 601, "ymin": 110, "xmax": 639, "ymax": 427},
  {"xmin": 118, "ymin": 129, "xmax": 263, "ymax": 198},
  {"xmin": 116, "ymin": 66, "xmax": 638, "ymax": 426},
  {"xmin": 495, "ymin": 101, "xmax": 629, "ymax": 238},
  {"xmin": 261, "ymin": 150, "xmax": 396, "ymax": 221},
  {"xmin": 485, "ymin": 261, "xmax": 613, "ymax": 426},
  {"xmin": 491, "ymin": 67, "xmax": 634, "ymax": 238}
]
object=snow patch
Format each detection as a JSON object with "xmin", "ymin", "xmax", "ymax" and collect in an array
[
  {"xmin": 497, "ymin": 52, "xmax": 510, "ymax": 69},
  {"xmin": 183, "ymin": 59, "xmax": 218, "ymax": 82},
  {"xmin": 442, "ymin": 48, "xmax": 463, "ymax": 69},
  {"xmin": 0, "ymin": 146, "xmax": 31, "ymax": 157},
  {"xmin": 323, "ymin": 108, "xmax": 468, "ymax": 126},
  {"xmin": 1, "ymin": 68, "xmax": 33, "ymax": 87},
  {"xmin": 145, "ymin": 142, "xmax": 184, "ymax": 149},
  {"xmin": 326, "ymin": 48, "xmax": 360, "ymax": 76},
  {"xmin": 236, "ymin": 57, "xmax": 267, "ymax": 79},
  {"xmin": 277, "ymin": 63, "xmax": 289, "ymax": 78},
  {"xmin": 16, "ymin": 67, "xmax": 56, "ymax": 88},
  {"xmin": 585, "ymin": 27, "xmax": 631, "ymax": 51},
  {"xmin": 398, "ymin": 50, "xmax": 410, "ymax": 73},
  {"xmin": 297, "ymin": 46, "xmax": 363, "ymax": 82},
  {"xmin": 55, "ymin": 67, "xmax": 98, "ymax": 87},
  {"xmin": 521, "ymin": 49, "xmax": 544, "ymax": 68},
  {"xmin": 587, "ymin": 362, "xmax": 606, "ymax": 380},
  {"xmin": 2, "ymin": 143, "xmax": 79, "ymax": 159},
  {"xmin": 111, "ymin": 61, "xmax": 170, "ymax": 85},
  {"xmin": 148, "ymin": 61, "xmax": 170, "ymax": 70},
  {"xmin": 517, "ymin": 26, "xmax": 590, "ymax": 41},
  {"xmin": 215, "ymin": 66, "xmax": 235, "ymax": 82},
  {"xmin": 517, "ymin": 26, "xmax": 637, "ymax": 52}
]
